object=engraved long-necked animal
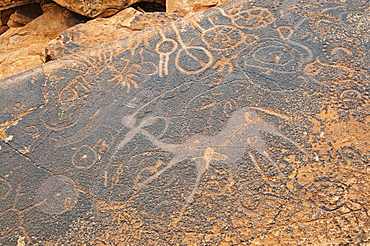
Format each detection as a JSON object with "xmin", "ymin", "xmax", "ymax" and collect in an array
[{"xmin": 114, "ymin": 106, "xmax": 310, "ymax": 203}]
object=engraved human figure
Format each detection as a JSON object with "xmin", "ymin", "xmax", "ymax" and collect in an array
[{"xmin": 114, "ymin": 106, "xmax": 310, "ymax": 204}]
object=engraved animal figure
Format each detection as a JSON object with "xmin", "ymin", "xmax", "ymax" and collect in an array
[{"xmin": 114, "ymin": 107, "xmax": 310, "ymax": 204}]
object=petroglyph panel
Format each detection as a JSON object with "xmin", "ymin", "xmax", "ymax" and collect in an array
[{"xmin": 0, "ymin": 0, "xmax": 369, "ymax": 244}]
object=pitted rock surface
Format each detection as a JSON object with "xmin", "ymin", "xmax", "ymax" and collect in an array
[{"xmin": 0, "ymin": 0, "xmax": 370, "ymax": 245}]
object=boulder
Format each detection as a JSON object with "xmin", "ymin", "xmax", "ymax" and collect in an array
[
  {"xmin": 0, "ymin": 2, "xmax": 43, "ymax": 29},
  {"xmin": 0, "ymin": 0, "xmax": 369, "ymax": 245},
  {"xmin": 0, "ymin": 3, "xmax": 85, "ymax": 80},
  {"xmin": 46, "ymin": 8, "xmax": 180, "ymax": 60},
  {"xmin": 0, "ymin": 0, "xmax": 35, "ymax": 11},
  {"xmin": 167, "ymin": 0, "xmax": 229, "ymax": 16},
  {"xmin": 7, "ymin": 10, "xmax": 38, "ymax": 27},
  {"xmin": 53, "ymin": 0, "xmax": 165, "ymax": 18},
  {"xmin": 0, "ymin": 25, "xmax": 8, "ymax": 34}
]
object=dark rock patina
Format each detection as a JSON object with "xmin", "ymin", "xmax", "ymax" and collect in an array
[{"xmin": 0, "ymin": 0, "xmax": 369, "ymax": 244}]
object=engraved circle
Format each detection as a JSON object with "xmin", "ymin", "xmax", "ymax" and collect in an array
[
  {"xmin": 156, "ymin": 40, "xmax": 178, "ymax": 54},
  {"xmin": 175, "ymin": 46, "xmax": 214, "ymax": 74},
  {"xmin": 202, "ymin": 25, "xmax": 244, "ymax": 49},
  {"xmin": 232, "ymin": 7, "xmax": 276, "ymax": 29},
  {"xmin": 72, "ymin": 144, "xmax": 98, "ymax": 169},
  {"xmin": 36, "ymin": 175, "xmax": 79, "ymax": 215},
  {"xmin": 324, "ymin": 39, "xmax": 361, "ymax": 63},
  {"xmin": 41, "ymin": 102, "xmax": 81, "ymax": 131}
]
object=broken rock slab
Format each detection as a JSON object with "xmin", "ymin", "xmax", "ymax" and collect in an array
[
  {"xmin": 0, "ymin": 0, "xmax": 370, "ymax": 245},
  {"xmin": 7, "ymin": 10, "xmax": 38, "ymax": 27},
  {"xmin": 46, "ymin": 7, "xmax": 181, "ymax": 60},
  {"xmin": 0, "ymin": 0, "xmax": 35, "ymax": 11},
  {"xmin": 0, "ymin": 2, "xmax": 43, "ymax": 27},
  {"xmin": 167, "ymin": 0, "xmax": 230, "ymax": 16},
  {"xmin": 0, "ymin": 3, "xmax": 85, "ymax": 80},
  {"xmin": 53, "ymin": 0, "xmax": 165, "ymax": 18},
  {"xmin": 0, "ymin": 25, "xmax": 8, "ymax": 34}
]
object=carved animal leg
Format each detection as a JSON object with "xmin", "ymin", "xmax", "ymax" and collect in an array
[
  {"xmin": 186, "ymin": 159, "xmax": 207, "ymax": 203},
  {"xmin": 259, "ymin": 149, "xmax": 285, "ymax": 177},
  {"xmin": 169, "ymin": 158, "xmax": 208, "ymax": 227},
  {"xmin": 248, "ymin": 135, "xmax": 285, "ymax": 177},
  {"xmin": 133, "ymin": 154, "xmax": 186, "ymax": 191},
  {"xmin": 187, "ymin": 147, "xmax": 227, "ymax": 203},
  {"xmin": 260, "ymin": 122, "xmax": 312, "ymax": 158},
  {"xmin": 115, "ymin": 128, "xmax": 141, "ymax": 152}
]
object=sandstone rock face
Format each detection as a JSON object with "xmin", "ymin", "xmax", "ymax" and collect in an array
[
  {"xmin": 0, "ymin": 0, "xmax": 35, "ymax": 11},
  {"xmin": 0, "ymin": 2, "xmax": 43, "ymax": 34},
  {"xmin": 46, "ymin": 8, "xmax": 180, "ymax": 60},
  {"xmin": 6, "ymin": 10, "xmax": 38, "ymax": 27},
  {"xmin": 0, "ymin": 0, "xmax": 370, "ymax": 245},
  {"xmin": 0, "ymin": 4, "xmax": 84, "ymax": 80},
  {"xmin": 167, "ymin": 0, "xmax": 229, "ymax": 16},
  {"xmin": 53, "ymin": 0, "xmax": 165, "ymax": 18}
]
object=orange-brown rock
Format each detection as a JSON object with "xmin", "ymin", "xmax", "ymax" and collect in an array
[
  {"xmin": 0, "ymin": 0, "xmax": 35, "ymax": 11},
  {"xmin": 167, "ymin": 0, "xmax": 229, "ymax": 16},
  {"xmin": 0, "ymin": 25, "xmax": 8, "ymax": 34},
  {"xmin": 0, "ymin": 2, "xmax": 42, "ymax": 26},
  {"xmin": 0, "ymin": 0, "xmax": 369, "ymax": 245},
  {"xmin": 46, "ymin": 8, "xmax": 179, "ymax": 60},
  {"xmin": 53, "ymin": 0, "xmax": 165, "ymax": 18},
  {"xmin": 7, "ymin": 10, "xmax": 37, "ymax": 27},
  {"xmin": 0, "ymin": 9, "xmax": 11, "ymax": 25},
  {"xmin": 0, "ymin": 3, "xmax": 84, "ymax": 79}
]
